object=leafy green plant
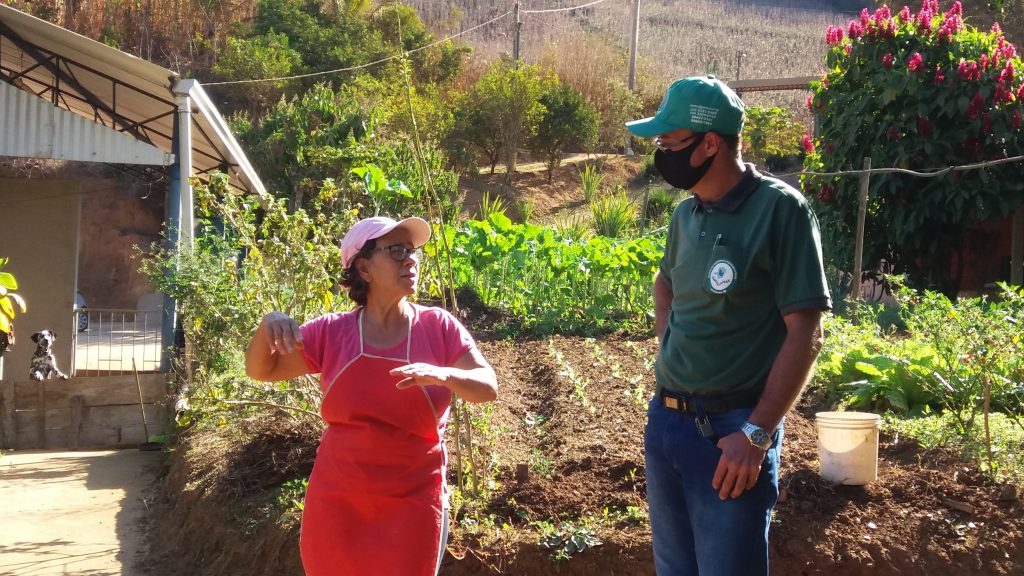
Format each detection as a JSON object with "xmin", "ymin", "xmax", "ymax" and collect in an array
[
  {"xmin": 478, "ymin": 191, "xmax": 507, "ymax": 221},
  {"xmin": 427, "ymin": 213, "xmax": 663, "ymax": 334},
  {"xmin": 643, "ymin": 187, "xmax": 680, "ymax": 229},
  {"xmin": 350, "ymin": 164, "xmax": 412, "ymax": 216},
  {"xmin": 139, "ymin": 172, "xmax": 355, "ymax": 428},
  {"xmin": 549, "ymin": 339, "xmax": 593, "ymax": 412},
  {"xmin": 591, "ymin": 187, "xmax": 636, "ymax": 238},
  {"xmin": 515, "ymin": 198, "xmax": 535, "ymax": 224},
  {"xmin": 802, "ymin": 3, "xmax": 1024, "ymax": 294},
  {"xmin": 538, "ymin": 521, "xmax": 602, "ymax": 561},
  {"xmin": 0, "ymin": 258, "xmax": 26, "ymax": 338},
  {"xmin": 578, "ymin": 163, "xmax": 604, "ymax": 204},
  {"xmin": 741, "ymin": 106, "xmax": 804, "ymax": 167}
]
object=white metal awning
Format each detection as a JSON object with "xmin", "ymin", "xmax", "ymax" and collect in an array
[
  {"xmin": 0, "ymin": 80, "xmax": 174, "ymax": 165},
  {"xmin": 0, "ymin": 4, "xmax": 265, "ymax": 196}
]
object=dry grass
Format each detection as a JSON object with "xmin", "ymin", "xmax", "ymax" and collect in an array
[{"xmin": 410, "ymin": 0, "xmax": 867, "ymax": 117}]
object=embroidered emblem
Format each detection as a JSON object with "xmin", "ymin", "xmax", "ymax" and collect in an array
[{"xmin": 707, "ymin": 259, "xmax": 736, "ymax": 294}]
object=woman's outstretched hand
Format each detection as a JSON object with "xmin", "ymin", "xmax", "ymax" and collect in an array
[{"xmin": 391, "ymin": 363, "xmax": 448, "ymax": 389}]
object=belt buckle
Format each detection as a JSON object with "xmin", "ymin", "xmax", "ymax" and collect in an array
[{"xmin": 663, "ymin": 395, "xmax": 687, "ymax": 412}]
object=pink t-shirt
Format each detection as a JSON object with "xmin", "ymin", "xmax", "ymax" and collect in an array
[{"xmin": 300, "ymin": 303, "xmax": 477, "ymax": 397}]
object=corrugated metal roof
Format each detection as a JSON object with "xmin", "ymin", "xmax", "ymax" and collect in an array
[
  {"xmin": 0, "ymin": 4, "xmax": 265, "ymax": 196},
  {"xmin": 0, "ymin": 81, "xmax": 174, "ymax": 165}
]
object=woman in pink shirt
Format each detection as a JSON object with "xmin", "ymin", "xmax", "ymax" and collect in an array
[{"xmin": 245, "ymin": 216, "xmax": 498, "ymax": 576}]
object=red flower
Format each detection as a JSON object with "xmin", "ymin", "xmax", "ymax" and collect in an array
[
  {"xmin": 917, "ymin": 7, "xmax": 935, "ymax": 34},
  {"xmin": 997, "ymin": 39, "xmax": 1017, "ymax": 61},
  {"xmin": 848, "ymin": 20, "xmax": 865, "ymax": 39},
  {"xmin": 980, "ymin": 53, "xmax": 990, "ymax": 71},
  {"xmin": 860, "ymin": 8, "xmax": 870, "ymax": 27},
  {"xmin": 917, "ymin": 116, "xmax": 933, "ymax": 137},
  {"xmin": 995, "ymin": 86, "xmax": 1013, "ymax": 105},
  {"xmin": 992, "ymin": 22, "xmax": 1003, "ymax": 34},
  {"xmin": 966, "ymin": 91, "xmax": 985, "ymax": 120},
  {"xmin": 882, "ymin": 52, "xmax": 894, "ymax": 69},
  {"xmin": 933, "ymin": 65, "xmax": 946, "ymax": 85},
  {"xmin": 908, "ymin": 52, "xmax": 925, "ymax": 74},
  {"xmin": 997, "ymin": 61, "xmax": 1015, "ymax": 88},
  {"xmin": 801, "ymin": 135, "xmax": 815, "ymax": 154},
  {"xmin": 898, "ymin": 6, "xmax": 911, "ymax": 22},
  {"xmin": 826, "ymin": 25, "xmax": 845, "ymax": 46},
  {"xmin": 845, "ymin": 44, "xmax": 852, "ymax": 56},
  {"xmin": 805, "ymin": 94, "xmax": 814, "ymax": 111},
  {"xmin": 958, "ymin": 59, "xmax": 980, "ymax": 82},
  {"xmin": 817, "ymin": 183, "xmax": 835, "ymax": 203}
]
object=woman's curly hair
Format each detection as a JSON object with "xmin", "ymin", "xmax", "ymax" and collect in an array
[{"xmin": 339, "ymin": 238, "xmax": 378, "ymax": 306}]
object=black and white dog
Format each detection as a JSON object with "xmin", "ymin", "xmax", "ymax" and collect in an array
[{"xmin": 29, "ymin": 330, "xmax": 69, "ymax": 381}]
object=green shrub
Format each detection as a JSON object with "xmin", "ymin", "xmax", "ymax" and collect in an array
[{"xmin": 591, "ymin": 188, "xmax": 636, "ymax": 238}]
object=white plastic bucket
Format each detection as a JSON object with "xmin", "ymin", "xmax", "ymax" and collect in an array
[{"xmin": 815, "ymin": 411, "xmax": 881, "ymax": 485}]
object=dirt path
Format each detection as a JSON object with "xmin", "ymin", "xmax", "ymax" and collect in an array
[{"xmin": 0, "ymin": 449, "xmax": 162, "ymax": 576}]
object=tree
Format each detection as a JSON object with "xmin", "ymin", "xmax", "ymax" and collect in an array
[
  {"xmin": 451, "ymin": 60, "xmax": 546, "ymax": 180},
  {"xmin": 742, "ymin": 106, "xmax": 804, "ymax": 167},
  {"xmin": 211, "ymin": 33, "xmax": 301, "ymax": 119},
  {"xmin": 530, "ymin": 82, "xmax": 600, "ymax": 182},
  {"xmin": 803, "ymin": 1, "xmax": 1024, "ymax": 295},
  {"xmin": 237, "ymin": 83, "xmax": 370, "ymax": 211}
]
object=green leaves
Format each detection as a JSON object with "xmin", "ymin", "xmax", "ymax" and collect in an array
[
  {"xmin": 0, "ymin": 260, "xmax": 26, "ymax": 336},
  {"xmin": 350, "ymin": 164, "xmax": 412, "ymax": 216},
  {"xmin": 428, "ymin": 216, "xmax": 664, "ymax": 334},
  {"xmin": 803, "ymin": 5, "xmax": 1024, "ymax": 294}
]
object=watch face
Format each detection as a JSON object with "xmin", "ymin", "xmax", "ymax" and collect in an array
[{"xmin": 751, "ymin": 429, "xmax": 771, "ymax": 448}]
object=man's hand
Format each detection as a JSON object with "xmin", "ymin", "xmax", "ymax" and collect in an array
[{"xmin": 711, "ymin": 431, "xmax": 767, "ymax": 500}]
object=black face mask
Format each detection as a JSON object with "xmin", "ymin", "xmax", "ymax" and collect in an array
[{"xmin": 654, "ymin": 133, "xmax": 716, "ymax": 190}]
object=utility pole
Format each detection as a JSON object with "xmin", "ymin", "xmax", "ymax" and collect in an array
[
  {"xmin": 513, "ymin": 2, "xmax": 522, "ymax": 62},
  {"xmin": 625, "ymin": 0, "xmax": 640, "ymax": 155}
]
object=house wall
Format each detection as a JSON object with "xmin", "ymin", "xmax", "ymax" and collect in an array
[
  {"xmin": 0, "ymin": 178, "xmax": 80, "ymax": 383},
  {"xmin": 77, "ymin": 179, "xmax": 165, "ymax": 309}
]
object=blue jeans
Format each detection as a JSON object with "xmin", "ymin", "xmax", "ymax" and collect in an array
[{"xmin": 644, "ymin": 397, "xmax": 782, "ymax": 576}]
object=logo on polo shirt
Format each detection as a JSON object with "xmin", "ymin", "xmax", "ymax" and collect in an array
[{"xmin": 707, "ymin": 259, "xmax": 736, "ymax": 293}]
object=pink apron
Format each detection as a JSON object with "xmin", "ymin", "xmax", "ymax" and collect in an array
[{"xmin": 300, "ymin": 311, "xmax": 451, "ymax": 576}]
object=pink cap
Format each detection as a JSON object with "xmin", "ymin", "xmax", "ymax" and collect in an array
[{"xmin": 340, "ymin": 216, "xmax": 431, "ymax": 268}]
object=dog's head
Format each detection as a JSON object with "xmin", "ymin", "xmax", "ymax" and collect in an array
[{"xmin": 31, "ymin": 330, "xmax": 57, "ymax": 350}]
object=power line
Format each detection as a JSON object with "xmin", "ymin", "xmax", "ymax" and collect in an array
[
  {"xmin": 521, "ymin": 0, "xmax": 612, "ymax": 14},
  {"xmin": 204, "ymin": 10, "xmax": 513, "ymax": 86},
  {"xmin": 778, "ymin": 154, "xmax": 1024, "ymax": 179}
]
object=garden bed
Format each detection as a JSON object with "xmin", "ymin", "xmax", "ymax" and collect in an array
[{"xmin": 148, "ymin": 327, "xmax": 1024, "ymax": 575}]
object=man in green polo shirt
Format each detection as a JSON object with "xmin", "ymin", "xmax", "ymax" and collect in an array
[{"xmin": 626, "ymin": 75, "xmax": 830, "ymax": 576}]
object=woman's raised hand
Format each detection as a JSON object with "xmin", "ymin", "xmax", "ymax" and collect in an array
[{"xmin": 262, "ymin": 311, "xmax": 304, "ymax": 355}]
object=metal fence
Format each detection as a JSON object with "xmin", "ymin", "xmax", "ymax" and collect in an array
[{"xmin": 72, "ymin": 308, "xmax": 163, "ymax": 375}]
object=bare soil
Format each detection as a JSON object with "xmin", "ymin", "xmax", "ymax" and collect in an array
[
  {"xmin": 148, "ymin": 158, "xmax": 1024, "ymax": 574},
  {"xmin": 150, "ymin": 324, "xmax": 1024, "ymax": 575}
]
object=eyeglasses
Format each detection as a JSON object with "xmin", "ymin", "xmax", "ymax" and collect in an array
[
  {"xmin": 374, "ymin": 244, "xmax": 422, "ymax": 262},
  {"xmin": 655, "ymin": 132, "xmax": 705, "ymax": 152}
]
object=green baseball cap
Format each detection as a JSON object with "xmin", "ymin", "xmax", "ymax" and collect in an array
[{"xmin": 626, "ymin": 75, "xmax": 745, "ymax": 137}]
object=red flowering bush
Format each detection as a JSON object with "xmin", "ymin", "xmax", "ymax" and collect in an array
[{"xmin": 802, "ymin": 1, "xmax": 1024, "ymax": 294}]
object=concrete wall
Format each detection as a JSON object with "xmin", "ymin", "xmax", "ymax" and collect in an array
[
  {"xmin": 0, "ymin": 178, "xmax": 80, "ymax": 383},
  {"xmin": 0, "ymin": 373, "xmax": 168, "ymax": 449}
]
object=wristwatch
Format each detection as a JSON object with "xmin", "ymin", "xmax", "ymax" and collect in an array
[{"xmin": 741, "ymin": 421, "xmax": 772, "ymax": 450}]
